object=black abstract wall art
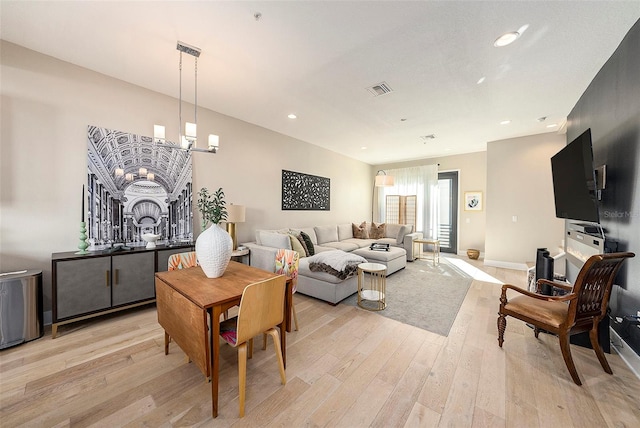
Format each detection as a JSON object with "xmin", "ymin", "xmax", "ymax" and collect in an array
[{"xmin": 282, "ymin": 170, "xmax": 330, "ymax": 211}]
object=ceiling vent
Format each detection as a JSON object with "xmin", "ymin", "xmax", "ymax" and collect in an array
[
  {"xmin": 420, "ymin": 134, "xmax": 436, "ymax": 143},
  {"xmin": 366, "ymin": 82, "xmax": 393, "ymax": 97}
]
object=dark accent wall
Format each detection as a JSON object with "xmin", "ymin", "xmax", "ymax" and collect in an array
[{"xmin": 567, "ymin": 19, "xmax": 640, "ymax": 355}]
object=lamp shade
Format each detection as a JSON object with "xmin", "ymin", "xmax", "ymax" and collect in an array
[
  {"xmin": 375, "ymin": 174, "xmax": 394, "ymax": 187},
  {"xmin": 227, "ymin": 204, "xmax": 246, "ymax": 223}
]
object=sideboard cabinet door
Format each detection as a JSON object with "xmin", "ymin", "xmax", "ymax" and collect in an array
[
  {"xmin": 111, "ymin": 252, "xmax": 155, "ymax": 306},
  {"xmin": 56, "ymin": 257, "xmax": 111, "ymax": 320}
]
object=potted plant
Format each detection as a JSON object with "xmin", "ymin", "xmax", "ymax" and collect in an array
[{"xmin": 195, "ymin": 187, "xmax": 233, "ymax": 278}]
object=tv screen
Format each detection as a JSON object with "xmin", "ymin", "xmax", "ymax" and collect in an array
[{"xmin": 550, "ymin": 128, "xmax": 599, "ymax": 223}]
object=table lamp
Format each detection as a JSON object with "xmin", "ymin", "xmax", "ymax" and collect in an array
[{"xmin": 226, "ymin": 204, "xmax": 246, "ymax": 250}]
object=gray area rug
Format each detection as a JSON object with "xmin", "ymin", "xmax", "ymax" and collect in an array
[{"xmin": 341, "ymin": 257, "xmax": 473, "ymax": 336}]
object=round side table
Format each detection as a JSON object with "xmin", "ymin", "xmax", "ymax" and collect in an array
[{"xmin": 357, "ymin": 262, "xmax": 387, "ymax": 311}]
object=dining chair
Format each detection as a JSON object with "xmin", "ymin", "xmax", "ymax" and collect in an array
[
  {"xmin": 262, "ymin": 249, "xmax": 299, "ymax": 351},
  {"xmin": 498, "ymin": 251, "xmax": 635, "ymax": 385},
  {"xmin": 219, "ymin": 276, "xmax": 287, "ymax": 417},
  {"xmin": 168, "ymin": 251, "xmax": 198, "ymax": 271}
]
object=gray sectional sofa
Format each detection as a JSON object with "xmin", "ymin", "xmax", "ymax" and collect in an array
[{"xmin": 242, "ymin": 222, "xmax": 422, "ymax": 304}]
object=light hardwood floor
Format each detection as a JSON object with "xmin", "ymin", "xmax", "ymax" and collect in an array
[{"xmin": 1, "ymin": 258, "xmax": 639, "ymax": 427}]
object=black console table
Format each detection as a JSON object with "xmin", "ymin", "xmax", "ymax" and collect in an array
[{"xmin": 51, "ymin": 244, "xmax": 193, "ymax": 338}]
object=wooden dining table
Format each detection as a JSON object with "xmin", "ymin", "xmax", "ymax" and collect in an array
[{"xmin": 154, "ymin": 261, "xmax": 292, "ymax": 418}]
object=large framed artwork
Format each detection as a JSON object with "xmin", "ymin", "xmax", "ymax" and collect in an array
[
  {"xmin": 281, "ymin": 169, "xmax": 330, "ymax": 211},
  {"xmin": 86, "ymin": 125, "xmax": 193, "ymax": 248}
]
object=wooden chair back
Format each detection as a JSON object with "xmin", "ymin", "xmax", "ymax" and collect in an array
[
  {"xmin": 567, "ymin": 252, "xmax": 635, "ymax": 328},
  {"xmin": 235, "ymin": 276, "xmax": 286, "ymax": 346}
]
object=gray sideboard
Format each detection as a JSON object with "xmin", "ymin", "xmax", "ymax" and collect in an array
[{"xmin": 51, "ymin": 244, "xmax": 193, "ymax": 338}]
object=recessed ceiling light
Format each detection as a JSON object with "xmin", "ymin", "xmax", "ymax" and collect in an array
[
  {"xmin": 287, "ymin": 113, "xmax": 297, "ymax": 119},
  {"xmin": 494, "ymin": 31, "xmax": 520, "ymax": 47},
  {"xmin": 361, "ymin": 146, "xmax": 367, "ymax": 150},
  {"xmin": 500, "ymin": 120, "xmax": 511, "ymax": 125},
  {"xmin": 547, "ymin": 124, "xmax": 558, "ymax": 128},
  {"xmin": 477, "ymin": 77, "xmax": 486, "ymax": 84}
]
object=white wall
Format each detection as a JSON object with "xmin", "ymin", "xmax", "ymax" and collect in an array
[
  {"xmin": 0, "ymin": 41, "xmax": 372, "ymax": 313},
  {"xmin": 379, "ymin": 151, "xmax": 487, "ymax": 255},
  {"xmin": 484, "ymin": 133, "xmax": 566, "ymax": 269}
]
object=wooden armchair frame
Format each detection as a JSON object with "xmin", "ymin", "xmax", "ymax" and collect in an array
[{"xmin": 497, "ymin": 251, "xmax": 634, "ymax": 385}]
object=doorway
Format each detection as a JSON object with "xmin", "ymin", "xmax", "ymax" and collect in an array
[{"xmin": 438, "ymin": 171, "xmax": 458, "ymax": 254}]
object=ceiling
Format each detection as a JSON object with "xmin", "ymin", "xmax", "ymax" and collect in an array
[{"xmin": 2, "ymin": 1, "xmax": 639, "ymax": 165}]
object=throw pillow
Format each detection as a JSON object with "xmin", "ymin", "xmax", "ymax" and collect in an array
[
  {"xmin": 352, "ymin": 221, "xmax": 369, "ymax": 239},
  {"xmin": 295, "ymin": 234, "xmax": 309, "ymax": 256},
  {"xmin": 300, "ymin": 231, "xmax": 315, "ymax": 256},
  {"xmin": 289, "ymin": 233, "xmax": 307, "ymax": 257},
  {"xmin": 370, "ymin": 222, "xmax": 386, "ymax": 239}
]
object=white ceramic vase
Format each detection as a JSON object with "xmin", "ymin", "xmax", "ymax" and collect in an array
[{"xmin": 195, "ymin": 224, "xmax": 233, "ymax": 278}]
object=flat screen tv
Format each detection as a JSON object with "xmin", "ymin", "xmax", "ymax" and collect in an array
[{"xmin": 550, "ymin": 128, "xmax": 599, "ymax": 223}]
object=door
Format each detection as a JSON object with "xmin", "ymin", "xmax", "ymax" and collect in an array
[{"xmin": 438, "ymin": 171, "xmax": 458, "ymax": 254}]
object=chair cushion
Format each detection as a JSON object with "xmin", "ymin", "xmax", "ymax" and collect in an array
[
  {"xmin": 220, "ymin": 316, "xmax": 239, "ymax": 345},
  {"xmin": 504, "ymin": 295, "xmax": 569, "ymax": 329}
]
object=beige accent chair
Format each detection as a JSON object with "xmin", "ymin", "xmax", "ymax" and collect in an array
[{"xmin": 219, "ymin": 276, "xmax": 287, "ymax": 417}]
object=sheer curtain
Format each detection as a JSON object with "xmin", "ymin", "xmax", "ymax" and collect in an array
[{"xmin": 375, "ymin": 165, "xmax": 439, "ymax": 239}]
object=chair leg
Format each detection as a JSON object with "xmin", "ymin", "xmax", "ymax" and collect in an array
[
  {"xmin": 497, "ymin": 313, "xmax": 507, "ymax": 347},
  {"xmin": 266, "ymin": 328, "xmax": 287, "ymax": 385},
  {"xmin": 238, "ymin": 343, "xmax": 247, "ymax": 418},
  {"xmin": 559, "ymin": 331, "xmax": 582, "ymax": 386},
  {"xmin": 248, "ymin": 338, "xmax": 253, "ymax": 359},
  {"xmin": 534, "ymin": 326, "xmax": 540, "ymax": 338},
  {"xmin": 262, "ymin": 333, "xmax": 268, "ymax": 350},
  {"xmin": 292, "ymin": 301, "xmax": 299, "ymax": 331},
  {"xmin": 164, "ymin": 331, "xmax": 170, "ymax": 355},
  {"xmin": 589, "ymin": 324, "xmax": 613, "ymax": 375}
]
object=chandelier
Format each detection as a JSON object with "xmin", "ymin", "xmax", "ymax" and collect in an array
[{"xmin": 154, "ymin": 41, "xmax": 219, "ymax": 154}]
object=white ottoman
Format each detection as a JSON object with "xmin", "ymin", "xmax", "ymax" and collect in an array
[{"xmin": 352, "ymin": 246, "xmax": 407, "ymax": 275}]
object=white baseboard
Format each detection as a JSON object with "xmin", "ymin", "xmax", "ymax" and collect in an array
[
  {"xmin": 483, "ymin": 259, "xmax": 528, "ymax": 271},
  {"xmin": 610, "ymin": 327, "xmax": 640, "ymax": 380}
]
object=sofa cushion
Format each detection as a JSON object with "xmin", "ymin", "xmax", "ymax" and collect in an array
[
  {"xmin": 370, "ymin": 222, "xmax": 386, "ymax": 239},
  {"xmin": 255, "ymin": 228, "xmax": 289, "ymax": 245},
  {"xmin": 352, "ymin": 221, "xmax": 369, "ymax": 239},
  {"xmin": 385, "ymin": 223, "xmax": 402, "ymax": 239},
  {"xmin": 260, "ymin": 231, "xmax": 292, "ymax": 250},
  {"xmin": 396, "ymin": 225, "xmax": 411, "ymax": 245},
  {"xmin": 322, "ymin": 241, "xmax": 360, "ymax": 252},
  {"xmin": 337, "ymin": 223, "xmax": 353, "ymax": 241},
  {"xmin": 341, "ymin": 238, "xmax": 376, "ymax": 248},
  {"xmin": 314, "ymin": 225, "xmax": 339, "ymax": 244}
]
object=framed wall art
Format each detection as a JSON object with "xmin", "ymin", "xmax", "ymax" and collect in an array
[
  {"xmin": 464, "ymin": 191, "xmax": 483, "ymax": 211},
  {"xmin": 281, "ymin": 169, "xmax": 330, "ymax": 210}
]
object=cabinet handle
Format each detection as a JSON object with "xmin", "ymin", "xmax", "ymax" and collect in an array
[
  {"xmin": 105, "ymin": 270, "xmax": 110, "ymax": 287},
  {"xmin": 115, "ymin": 269, "xmax": 119, "ymax": 285}
]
